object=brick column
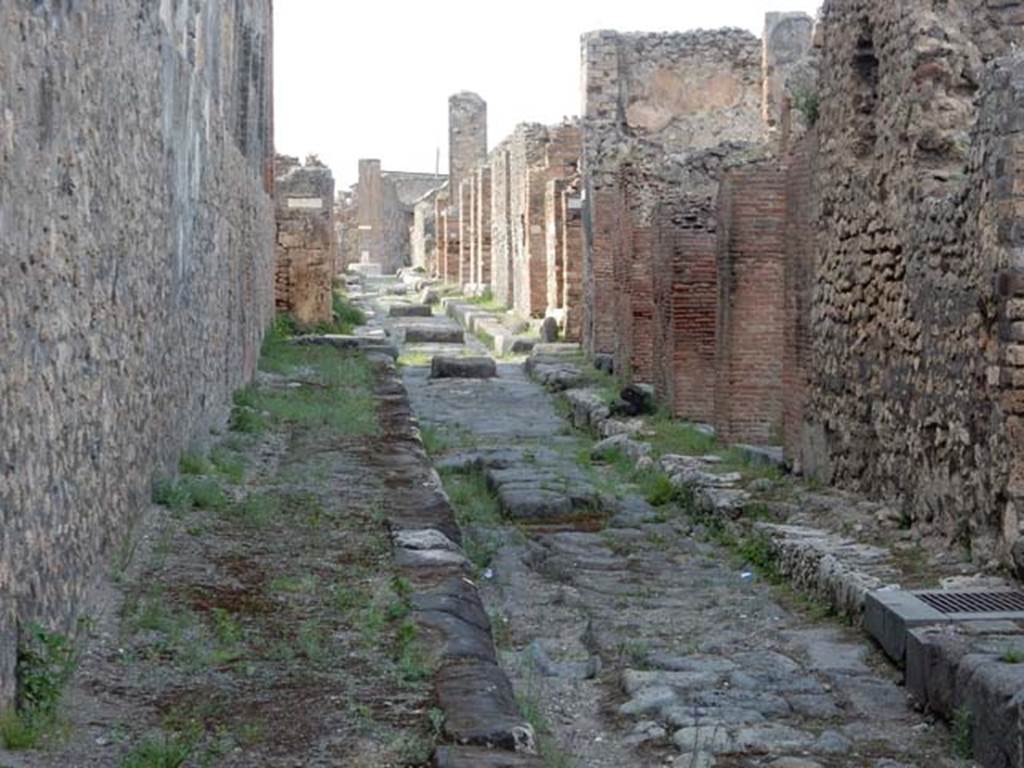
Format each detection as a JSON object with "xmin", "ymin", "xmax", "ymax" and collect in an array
[
  {"xmin": 476, "ymin": 167, "xmax": 493, "ymax": 288},
  {"xmin": 714, "ymin": 164, "xmax": 787, "ymax": 445}
]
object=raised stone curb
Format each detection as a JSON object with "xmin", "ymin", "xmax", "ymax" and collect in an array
[
  {"xmin": 289, "ymin": 333, "xmax": 399, "ymax": 359},
  {"xmin": 389, "ymin": 303, "xmax": 434, "ymax": 318},
  {"xmin": 404, "ymin": 325, "xmax": 466, "ymax": 344},
  {"xmin": 443, "ymin": 297, "xmax": 538, "ymax": 356},
  {"xmin": 369, "ymin": 357, "xmax": 537, "ymax": 761}
]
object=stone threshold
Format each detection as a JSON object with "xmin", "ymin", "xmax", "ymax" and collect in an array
[{"xmin": 523, "ymin": 346, "xmax": 1022, "ymax": 768}]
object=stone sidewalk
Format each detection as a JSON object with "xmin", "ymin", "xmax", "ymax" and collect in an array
[{"xmin": 361, "ymin": 276, "xmax": 965, "ymax": 768}]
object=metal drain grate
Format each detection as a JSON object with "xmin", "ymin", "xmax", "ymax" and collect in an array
[
  {"xmin": 865, "ymin": 587, "xmax": 1024, "ymax": 662},
  {"xmin": 917, "ymin": 590, "xmax": 1024, "ymax": 614}
]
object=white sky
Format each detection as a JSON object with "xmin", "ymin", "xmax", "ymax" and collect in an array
[{"xmin": 274, "ymin": 1, "xmax": 820, "ymax": 189}]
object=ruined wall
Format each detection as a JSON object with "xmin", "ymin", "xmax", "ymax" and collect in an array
[
  {"xmin": 275, "ymin": 156, "xmax": 336, "ymax": 326},
  {"xmin": 801, "ymin": 0, "xmax": 1024, "ymax": 562},
  {"xmin": 354, "ymin": 162, "xmax": 443, "ymax": 274},
  {"xmin": 0, "ymin": 0, "xmax": 274, "ymax": 704},
  {"xmin": 580, "ymin": 29, "xmax": 765, "ymax": 357},
  {"xmin": 411, "ymin": 192, "xmax": 439, "ymax": 271}
]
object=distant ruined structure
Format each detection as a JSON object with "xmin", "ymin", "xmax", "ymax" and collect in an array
[
  {"xmin": 0, "ymin": 1, "xmax": 275, "ymax": 705},
  {"xmin": 275, "ymin": 155, "xmax": 336, "ymax": 326},
  {"xmin": 407, "ymin": 2, "xmax": 1024, "ymax": 572}
]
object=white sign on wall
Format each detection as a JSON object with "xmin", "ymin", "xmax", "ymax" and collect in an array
[{"xmin": 287, "ymin": 197, "xmax": 323, "ymax": 209}]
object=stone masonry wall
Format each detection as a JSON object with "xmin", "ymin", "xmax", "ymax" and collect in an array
[
  {"xmin": 0, "ymin": 0, "xmax": 274, "ymax": 705},
  {"xmin": 490, "ymin": 148, "xmax": 514, "ymax": 305},
  {"xmin": 475, "ymin": 168, "xmax": 493, "ymax": 287},
  {"xmin": 275, "ymin": 156, "xmax": 336, "ymax": 326},
  {"xmin": 562, "ymin": 180, "xmax": 585, "ymax": 342},
  {"xmin": 801, "ymin": 0, "xmax": 1024, "ymax": 562}
]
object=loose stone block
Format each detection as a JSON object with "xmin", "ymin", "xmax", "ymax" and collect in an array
[
  {"xmin": 430, "ymin": 356, "xmax": 498, "ymax": 380},
  {"xmin": 389, "ymin": 304, "xmax": 433, "ymax": 318},
  {"xmin": 404, "ymin": 325, "xmax": 466, "ymax": 344}
]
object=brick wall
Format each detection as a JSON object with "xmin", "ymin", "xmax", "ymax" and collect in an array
[
  {"xmin": 509, "ymin": 124, "xmax": 550, "ymax": 317},
  {"xmin": 584, "ymin": 182, "xmax": 623, "ymax": 355},
  {"xmin": 714, "ymin": 164, "xmax": 787, "ymax": 445}
]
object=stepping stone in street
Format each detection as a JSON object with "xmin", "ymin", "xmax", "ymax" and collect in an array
[
  {"xmin": 404, "ymin": 325, "xmax": 465, "ymax": 344},
  {"xmin": 431, "ymin": 356, "xmax": 497, "ymax": 380},
  {"xmin": 389, "ymin": 303, "xmax": 433, "ymax": 318}
]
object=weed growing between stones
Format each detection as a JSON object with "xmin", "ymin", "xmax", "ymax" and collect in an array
[
  {"xmin": 515, "ymin": 666, "xmax": 576, "ymax": 768},
  {"xmin": 439, "ymin": 468, "xmax": 501, "ymax": 526},
  {"xmin": 953, "ymin": 705, "xmax": 972, "ymax": 759},
  {"xmin": 420, "ymin": 425, "xmax": 449, "ymax": 457},
  {"xmin": 0, "ymin": 624, "xmax": 78, "ymax": 750},
  {"xmin": 1002, "ymin": 646, "xmax": 1024, "ymax": 664},
  {"xmin": 119, "ymin": 730, "xmax": 195, "ymax": 768}
]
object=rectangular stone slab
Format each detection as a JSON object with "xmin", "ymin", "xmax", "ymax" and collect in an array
[
  {"xmin": 431, "ymin": 356, "xmax": 497, "ymax": 379},
  {"xmin": 389, "ymin": 304, "xmax": 433, "ymax": 318},
  {"xmin": 404, "ymin": 325, "xmax": 466, "ymax": 344}
]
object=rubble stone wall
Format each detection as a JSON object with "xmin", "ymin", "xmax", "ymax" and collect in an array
[
  {"xmin": 801, "ymin": 0, "xmax": 1024, "ymax": 561},
  {"xmin": 0, "ymin": 0, "xmax": 274, "ymax": 704},
  {"xmin": 475, "ymin": 168, "xmax": 493, "ymax": 287},
  {"xmin": 490, "ymin": 149, "xmax": 515, "ymax": 306},
  {"xmin": 562, "ymin": 181, "xmax": 585, "ymax": 342}
]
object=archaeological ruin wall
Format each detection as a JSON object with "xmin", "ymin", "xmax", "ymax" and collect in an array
[
  {"xmin": 579, "ymin": 28, "xmax": 767, "ymax": 366},
  {"xmin": 352, "ymin": 160, "xmax": 445, "ymax": 274},
  {"xmin": 0, "ymin": 0, "xmax": 275, "ymax": 705},
  {"xmin": 791, "ymin": 0, "xmax": 1024, "ymax": 564},
  {"xmin": 275, "ymin": 156, "xmax": 336, "ymax": 326}
]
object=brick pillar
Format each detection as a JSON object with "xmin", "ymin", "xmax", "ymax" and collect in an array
[
  {"xmin": 432, "ymin": 191, "xmax": 448, "ymax": 278},
  {"xmin": 652, "ymin": 203, "xmax": 718, "ymax": 422},
  {"xmin": 491, "ymin": 150, "xmax": 514, "ymax": 307},
  {"xmin": 546, "ymin": 178, "xmax": 567, "ymax": 312},
  {"xmin": 714, "ymin": 164, "xmax": 787, "ymax": 445},
  {"xmin": 476, "ymin": 167, "xmax": 492, "ymax": 288},
  {"xmin": 357, "ymin": 158, "xmax": 382, "ymax": 267},
  {"xmin": 444, "ymin": 206, "xmax": 460, "ymax": 285},
  {"xmin": 584, "ymin": 179, "xmax": 622, "ymax": 355},
  {"xmin": 523, "ymin": 167, "xmax": 548, "ymax": 317},
  {"xmin": 449, "ymin": 92, "xmax": 488, "ymax": 203},
  {"xmin": 458, "ymin": 178, "xmax": 473, "ymax": 288},
  {"xmin": 562, "ymin": 185, "xmax": 584, "ymax": 342}
]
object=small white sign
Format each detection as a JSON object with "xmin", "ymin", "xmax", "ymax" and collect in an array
[
  {"xmin": 358, "ymin": 225, "xmax": 373, "ymax": 231},
  {"xmin": 287, "ymin": 197, "xmax": 323, "ymax": 209},
  {"xmin": 568, "ymin": 198, "xmax": 583, "ymax": 210}
]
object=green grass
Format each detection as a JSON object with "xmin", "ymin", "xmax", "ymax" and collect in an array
[
  {"xmin": 152, "ymin": 478, "xmax": 192, "ymax": 511},
  {"xmin": 440, "ymin": 469, "xmax": 502, "ymax": 526},
  {"xmin": 465, "ymin": 288, "xmax": 506, "ymax": 313},
  {"xmin": 1003, "ymin": 646, "xmax": 1024, "ymax": 664},
  {"xmin": 420, "ymin": 425, "xmax": 449, "ymax": 457},
  {"xmin": 953, "ymin": 705, "xmax": 972, "ymax": 759},
  {"xmin": 237, "ymin": 323, "xmax": 379, "ymax": 437},
  {"xmin": 182, "ymin": 478, "xmax": 227, "ymax": 511},
  {"xmin": 209, "ymin": 447, "xmax": 246, "ymax": 484},
  {"xmin": 228, "ymin": 493, "xmax": 281, "ymax": 527},
  {"xmin": 0, "ymin": 624, "xmax": 78, "ymax": 750},
  {"xmin": 120, "ymin": 731, "xmax": 195, "ymax": 768},
  {"xmin": 647, "ymin": 414, "xmax": 718, "ymax": 457}
]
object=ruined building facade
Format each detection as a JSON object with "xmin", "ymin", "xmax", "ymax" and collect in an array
[
  {"xmin": 275, "ymin": 155, "xmax": 336, "ymax": 325},
  {"xmin": 0, "ymin": 1, "xmax": 275, "ymax": 705}
]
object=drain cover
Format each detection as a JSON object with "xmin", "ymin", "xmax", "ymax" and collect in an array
[{"xmin": 865, "ymin": 588, "xmax": 1024, "ymax": 662}]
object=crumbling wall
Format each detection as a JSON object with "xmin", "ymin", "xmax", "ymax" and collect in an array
[
  {"xmin": 412, "ymin": 193, "xmax": 439, "ymax": 271},
  {"xmin": 0, "ymin": 0, "xmax": 274, "ymax": 705},
  {"xmin": 802, "ymin": 0, "xmax": 1024, "ymax": 562},
  {"xmin": 275, "ymin": 156, "xmax": 336, "ymax": 326},
  {"xmin": 509, "ymin": 124, "xmax": 551, "ymax": 316},
  {"xmin": 580, "ymin": 29, "xmax": 766, "ymax": 357},
  {"xmin": 561, "ymin": 180, "xmax": 585, "ymax": 342}
]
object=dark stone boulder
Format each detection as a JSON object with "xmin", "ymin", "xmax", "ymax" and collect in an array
[
  {"xmin": 405, "ymin": 325, "xmax": 465, "ymax": 344},
  {"xmin": 437, "ymin": 662, "xmax": 535, "ymax": 751},
  {"xmin": 540, "ymin": 317, "xmax": 559, "ymax": 343},
  {"xmin": 430, "ymin": 356, "xmax": 498, "ymax": 379}
]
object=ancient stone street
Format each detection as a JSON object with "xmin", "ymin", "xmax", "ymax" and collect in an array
[{"xmin": 9, "ymin": 2, "xmax": 1024, "ymax": 767}]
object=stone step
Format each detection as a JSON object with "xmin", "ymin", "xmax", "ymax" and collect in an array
[
  {"xmin": 404, "ymin": 325, "xmax": 465, "ymax": 344},
  {"xmin": 389, "ymin": 304, "xmax": 433, "ymax": 318},
  {"xmin": 430, "ymin": 356, "xmax": 497, "ymax": 379}
]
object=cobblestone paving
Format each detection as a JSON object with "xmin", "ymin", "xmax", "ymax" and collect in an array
[{"xmin": 366, "ymin": 277, "xmax": 964, "ymax": 768}]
